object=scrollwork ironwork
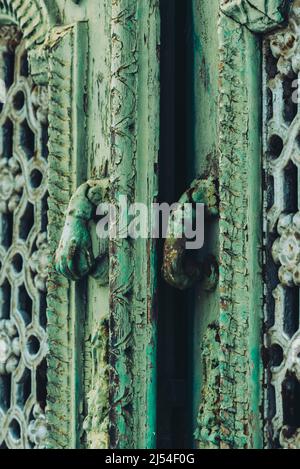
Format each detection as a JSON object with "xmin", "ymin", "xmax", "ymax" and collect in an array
[
  {"xmin": 0, "ymin": 26, "xmax": 48, "ymax": 449},
  {"xmin": 264, "ymin": 1, "xmax": 300, "ymax": 449}
]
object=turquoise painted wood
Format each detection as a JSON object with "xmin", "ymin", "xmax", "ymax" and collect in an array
[
  {"xmin": 193, "ymin": 0, "xmax": 290, "ymax": 449},
  {"xmin": 0, "ymin": 0, "xmax": 295, "ymax": 450},
  {"xmin": 0, "ymin": 0, "xmax": 159, "ymax": 449}
]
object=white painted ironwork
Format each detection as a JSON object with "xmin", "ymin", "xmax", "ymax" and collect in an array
[
  {"xmin": 263, "ymin": 0, "xmax": 300, "ymax": 449},
  {"xmin": 0, "ymin": 25, "xmax": 48, "ymax": 449}
]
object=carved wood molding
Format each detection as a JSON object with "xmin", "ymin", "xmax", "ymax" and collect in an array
[
  {"xmin": 263, "ymin": 1, "xmax": 300, "ymax": 448},
  {"xmin": 46, "ymin": 22, "xmax": 88, "ymax": 449},
  {"xmin": 0, "ymin": 1, "xmax": 61, "ymax": 86},
  {"xmin": 0, "ymin": 28, "xmax": 49, "ymax": 449},
  {"xmin": 0, "ymin": 0, "xmax": 60, "ymax": 47},
  {"xmin": 196, "ymin": 10, "xmax": 264, "ymax": 449},
  {"xmin": 46, "ymin": 27, "xmax": 75, "ymax": 449},
  {"xmin": 221, "ymin": 0, "xmax": 291, "ymax": 32},
  {"xmin": 0, "ymin": 1, "xmax": 88, "ymax": 450}
]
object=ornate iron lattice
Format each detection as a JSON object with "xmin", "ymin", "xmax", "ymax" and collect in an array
[
  {"xmin": 263, "ymin": 1, "xmax": 300, "ymax": 449},
  {"xmin": 0, "ymin": 25, "xmax": 48, "ymax": 449}
]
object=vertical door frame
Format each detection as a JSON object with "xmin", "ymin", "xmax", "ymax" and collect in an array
[
  {"xmin": 0, "ymin": 0, "xmax": 89, "ymax": 449},
  {"xmin": 195, "ymin": 0, "xmax": 290, "ymax": 449},
  {"xmin": 46, "ymin": 21, "xmax": 88, "ymax": 449},
  {"xmin": 0, "ymin": 0, "xmax": 161, "ymax": 450}
]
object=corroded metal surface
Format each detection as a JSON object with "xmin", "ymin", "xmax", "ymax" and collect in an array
[
  {"xmin": 263, "ymin": 0, "xmax": 300, "ymax": 449},
  {"xmin": 55, "ymin": 179, "xmax": 109, "ymax": 282},
  {"xmin": 163, "ymin": 177, "xmax": 218, "ymax": 291},
  {"xmin": 0, "ymin": 26, "xmax": 48, "ymax": 449}
]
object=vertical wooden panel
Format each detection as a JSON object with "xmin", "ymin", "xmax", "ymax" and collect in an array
[
  {"xmin": 195, "ymin": 5, "xmax": 264, "ymax": 449},
  {"xmin": 109, "ymin": 0, "xmax": 160, "ymax": 449}
]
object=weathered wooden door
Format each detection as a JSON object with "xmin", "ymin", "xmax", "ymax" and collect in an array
[
  {"xmin": 0, "ymin": 0, "xmax": 300, "ymax": 451},
  {"xmin": 0, "ymin": 0, "xmax": 159, "ymax": 449},
  {"xmin": 186, "ymin": 0, "xmax": 300, "ymax": 450},
  {"xmin": 158, "ymin": 0, "xmax": 300, "ymax": 451}
]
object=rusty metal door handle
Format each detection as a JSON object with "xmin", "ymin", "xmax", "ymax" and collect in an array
[
  {"xmin": 162, "ymin": 177, "xmax": 219, "ymax": 290},
  {"xmin": 55, "ymin": 178, "xmax": 109, "ymax": 283}
]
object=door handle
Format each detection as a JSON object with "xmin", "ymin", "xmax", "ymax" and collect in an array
[
  {"xmin": 55, "ymin": 178, "xmax": 109, "ymax": 282},
  {"xmin": 162, "ymin": 177, "xmax": 219, "ymax": 290}
]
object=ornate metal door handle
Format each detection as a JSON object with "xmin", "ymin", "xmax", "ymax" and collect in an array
[
  {"xmin": 55, "ymin": 179, "xmax": 109, "ymax": 282},
  {"xmin": 162, "ymin": 177, "xmax": 219, "ymax": 290}
]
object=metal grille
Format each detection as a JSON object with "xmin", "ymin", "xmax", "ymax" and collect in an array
[
  {"xmin": 0, "ymin": 25, "xmax": 48, "ymax": 449},
  {"xmin": 263, "ymin": 1, "xmax": 300, "ymax": 449}
]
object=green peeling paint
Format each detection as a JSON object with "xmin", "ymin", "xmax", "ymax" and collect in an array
[
  {"xmin": 194, "ymin": 0, "xmax": 288, "ymax": 450},
  {"xmin": 0, "ymin": 0, "xmax": 291, "ymax": 450}
]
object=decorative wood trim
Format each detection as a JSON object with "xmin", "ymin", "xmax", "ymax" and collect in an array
[
  {"xmin": 262, "ymin": 3, "xmax": 300, "ymax": 448},
  {"xmin": 195, "ymin": 8, "xmax": 265, "ymax": 449},
  {"xmin": 46, "ymin": 22, "xmax": 88, "ymax": 449},
  {"xmin": 221, "ymin": 0, "xmax": 291, "ymax": 33},
  {"xmin": 46, "ymin": 26, "xmax": 73, "ymax": 450},
  {"xmin": 217, "ymin": 16, "xmax": 263, "ymax": 448},
  {"xmin": 0, "ymin": 0, "xmax": 60, "ymax": 47},
  {"xmin": 0, "ymin": 0, "xmax": 88, "ymax": 450},
  {"xmin": 195, "ymin": 1, "xmax": 293, "ymax": 449}
]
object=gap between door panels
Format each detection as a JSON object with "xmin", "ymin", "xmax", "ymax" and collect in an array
[{"xmin": 157, "ymin": 0, "xmax": 194, "ymax": 449}]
